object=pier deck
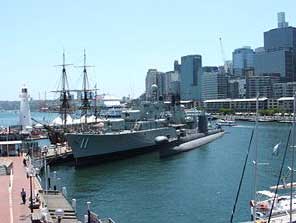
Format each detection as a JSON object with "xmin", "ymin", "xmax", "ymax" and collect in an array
[
  {"xmin": 0, "ymin": 156, "xmax": 32, "ymax": 223},
  {"xmin": 40, "ymin": 190, "xmax": 79, "ymax": 223}
]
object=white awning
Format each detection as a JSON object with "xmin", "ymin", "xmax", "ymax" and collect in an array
[{"xmin": 0, "ymin": 140, "xmax": 22, "ymax": 145}]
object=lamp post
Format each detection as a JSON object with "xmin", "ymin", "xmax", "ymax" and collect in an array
[
  {"xmin": 27, "ymin": 165, "xmax": 35, "ymax": 214},
  {"xmin": 53, "ymin": 171, "xmax": 57, "ymax": 191},
  {"xmin": 41, "ymin": 146, "xmax": 48, "ymax": 204},
  {"xmin": 87, "ymin": 201, "xmax": 91, "ymax": 223},
  {"xmin": 56, "ymin": 177, "xmax": 61, "ymax": 191},
  {"xmin": 55, "ymin": 208, "xmax": 64, "ymax": 223}
]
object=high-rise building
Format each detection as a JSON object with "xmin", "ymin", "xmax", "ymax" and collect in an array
[
  {"xmin": 145, "ymin": 69, "xmax": 164, "ymax": 101},
  {"xmin": 273, "ymin": 82, "xmax": 296, "ymax": 98},
  {"xmin": 201, "ymin": 66, "xmax": 228, "ymax": 100},
  {"xmin": 254, "ymin": 12, "xmax": 296, "ymax": 82},
  {"xmin": 277, "ymin": 12, "xmax": 288, "ymax": 28},
  {"xmin": 174, "ymin": 60, "xmax": 181, "ymax": 73},
  {"xmin": 232, "ymin": 47, "xmax": 255, "ymax": 77},
  {"xmin": 162, "ymin": 71, "xmax": 180, "ymax": 100},
  {"xmin": 145, "ymin": 67, "xmax": 181, "ymax": 101},
  {"xmin": 228, "ymin": 81, "xmax": 239, "ymax": 99},
  {"xmin": 180, "ymin": 55, "xmax": 202, "ymax": 101},
  {"xmin": 228, "ymin": 78, "xmax": 246, "ymax": 98},
  {"xmin": 246, "ymin": 74, "xmax": 280, "ymax": 98}
]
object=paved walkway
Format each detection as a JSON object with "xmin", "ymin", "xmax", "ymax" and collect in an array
[{"xmin": 0, "ymin": 157, "xmax": 32, "ymax": 223}]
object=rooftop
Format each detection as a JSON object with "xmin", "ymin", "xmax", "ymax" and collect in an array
[
  {"xmin": 278, "ymin": 97, "xmax": 294, "ymax": 101},
  {"xmin": 204, "ymin": 97, "xmax": 268, "ymax": 103}
]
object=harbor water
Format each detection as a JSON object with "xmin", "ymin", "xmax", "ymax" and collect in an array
[{"xmin": 0, "ymin": 111, "xmax": 293, "ymax": 222}]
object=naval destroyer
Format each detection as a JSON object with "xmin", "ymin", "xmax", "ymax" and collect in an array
[
  {"xmin": 66, "ymin": 87, "xmax": 224, "ymax": 165},
  {"xmin": 66, "ymin": 98, "xmax": 179, "ymax": 165}
]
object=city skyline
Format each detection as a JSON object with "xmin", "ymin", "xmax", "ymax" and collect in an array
[{"xmin": 1, "ymin": 0, "xmax": 296, "ymax": 100}]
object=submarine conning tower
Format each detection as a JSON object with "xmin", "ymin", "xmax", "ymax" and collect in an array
[{"xmin": 198, "ymin": 111, "xmax": 208, "ymax": 134}]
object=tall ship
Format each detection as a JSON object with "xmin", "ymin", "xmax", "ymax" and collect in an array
[{"xmin": 44, "ymin": 51, "xmax": 99, "ymax": 144}]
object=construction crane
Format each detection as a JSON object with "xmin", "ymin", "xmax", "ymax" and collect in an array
[{"xmin": 219, "ymin": 37, "xmax": 229, "ymax": 73}]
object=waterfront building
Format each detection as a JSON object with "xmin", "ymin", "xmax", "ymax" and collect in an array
[
  {"xmin": 277, "ymin": 97, "xmax": 294, "ymax": 112},
  {"xmin": 268, "ymin": 98, "xmax": 278, "ymax": 110},
  {"xmin": 254, "ymin": 12, "xmax": 296, "ymax": 82},
  {"xmin": 201, "ymin": 66, "xmax": 228, "ymax": 101},
  {"xmin": 232, "ymin": 46, "xmax": 255, "ymax": 77},
  {"xmin": 204, "ymin": 97, "xmax": 268, "ymax": 112},
  {"xmin": 180, "ymin": 55, "xmax": 202, "ymax": 101},
  {"xmin": 204, "ymin": 96, "xmax": 294, "ymax": 113},
  {"xmin": 246, "ymin": 74, "xmax": 280, "ymax": 98}
]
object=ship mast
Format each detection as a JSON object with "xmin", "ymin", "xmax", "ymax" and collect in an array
[
  {"xmin": 76, "ymin": 49, "xmax": 95, "ymax": 124},
  {"xmin": 53, "ymin": 52, "xmax": 73, "ymax": 127},
  {"xmin": 290, "ymin": 92, "xmax": 296, "ymax": 222},
  {"xmin": 252, "ymin": 94, "xmax": 259, "ymax": 223},
  {"xmin": 94, "ymin": 83, "xmax": 98, "ymax": 123}
]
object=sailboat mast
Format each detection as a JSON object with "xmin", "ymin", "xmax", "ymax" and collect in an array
[
  {"xmin": 253, "ymin": 94, "xmax": 259, "ymax": 223},
  {"xmin": 290, "ymin": 92, "xmax": 296, "ymax": 222}
]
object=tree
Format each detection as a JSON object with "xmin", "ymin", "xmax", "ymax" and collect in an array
[{"xmin": 218, "ymin": 108, "xmax": 235, "ymax": 115}]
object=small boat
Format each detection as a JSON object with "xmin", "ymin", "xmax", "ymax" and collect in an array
[
  {"xmin": 249, "ymin": 190, "xmax": 296, "ymax": 220},
  {"xmin": 216, "ymin": 119, "xmax": 236, "ymax": 126}
]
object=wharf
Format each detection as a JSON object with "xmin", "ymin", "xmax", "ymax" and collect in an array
[
  {"xmin": 0, "ymin": 156, "xmax": 34, "ymax": 223},
  {"xmin": 213, "ymin": 114, "xmax": 293, "ymax": 123},
  {"xmin": 45, "ymin": 145, "xmax": 73, "ymax": 164},
  {"xmin": 0, "ymin": 156, "xmax": 79, "ymax": 223},
  {"xmin": 39, "ymin": 190, "xmax": 78, "ymax": 223}
]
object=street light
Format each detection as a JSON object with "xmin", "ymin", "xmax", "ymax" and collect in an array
[
  {"xmin": 53, "ymin": 171, "xmax": 57, "ymax": 191},
  {"xmin": 87, "ymin": 201, "xmax": 91, "ymax": 223},
  {"xmin": 27, "ymin": 166, "xmax": 35, "ymax": 214},
  {"xmin": 55, "ymin": 208, "xmax": 64, "ymax": 223}
]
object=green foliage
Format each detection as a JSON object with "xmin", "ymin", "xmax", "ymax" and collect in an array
[
  {"xmin": 258, "ymin": 108, "xmax": 283, "ymax": 116},
  {"xmin": 218, "ymin": 108, "xmax": 235, "ymax": 115},
  {"xmin": 196, "ymin": 106, "xmax": 205, "ymax": 111}
]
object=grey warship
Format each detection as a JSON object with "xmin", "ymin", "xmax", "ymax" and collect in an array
[
  {"xmin": 66, "ymin": 84, "xmax": 222, "ymax": 165},
  {"xmin": 66, "ymin": 98, "xmax": 179, "ymax": 165}
]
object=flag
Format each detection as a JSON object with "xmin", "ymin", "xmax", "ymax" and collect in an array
[{"xmin": 272, "ymin": 142, "xmax": 281, "ymax": 156}]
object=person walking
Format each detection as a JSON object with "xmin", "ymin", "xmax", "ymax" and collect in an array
[{"xmin": 21, "ymin": 188, "xmax": 26, "ymax": 204}]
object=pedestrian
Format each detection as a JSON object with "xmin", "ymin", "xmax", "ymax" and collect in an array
[
  {"xmin": 25, "ymin": 167, "xmax": 29, "ymax": 179},
  {"xmin": 23, "ymin": 158, "xmax": 27, "ymax": 167},
  {"xmin": 21, "ymin": 188, "xmax": 26, "ymax": 204}
]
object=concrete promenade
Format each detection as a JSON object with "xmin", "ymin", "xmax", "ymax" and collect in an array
[{"xmin": 0, "ymin": 157, "xmax": 32, "ymax": 223}]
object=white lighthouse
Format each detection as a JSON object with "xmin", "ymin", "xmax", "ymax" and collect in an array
[{"xmin": 19, "ymin": 86, "xmax": 32, "ymax": 130}]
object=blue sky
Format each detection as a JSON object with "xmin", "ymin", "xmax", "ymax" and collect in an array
[{"xmin": 1, "ymin": 0, "xmax": 295, "ymax": 100}]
